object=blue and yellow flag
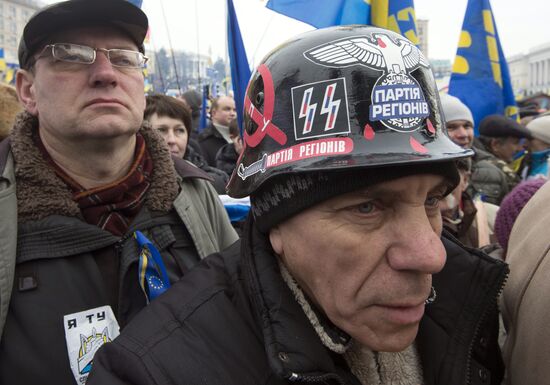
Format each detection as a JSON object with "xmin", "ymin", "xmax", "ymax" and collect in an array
[
  {"xmin": 266, "ymin": 0, "xmax": 419, "ymax": 45},
  {"xmin": 449, "ymin": 0, "xmax": 518, "ymax": 133}
]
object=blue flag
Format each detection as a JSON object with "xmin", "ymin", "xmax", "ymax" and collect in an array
[
  {"xmin": 126, "ymin": 0, "xmax": 143, "ymax": 8},
  {"xmin": 449, "ymin": 0, "xmax": 518, "ymax": 133},
  {"xmin": 266, "ymin": 0, "xmax": 419, "ymax": 45},
  {"xmin": 199, "ymin": 85, "xmax": 208, "ymax": 131},
  {"xmin": 227, "ymin": 0, "xmax": 251, "ymax": 133}
]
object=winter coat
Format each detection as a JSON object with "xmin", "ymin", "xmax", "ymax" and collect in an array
[
  {"xmin": 198, "ymin": 123, "xmax": 228, "ymax": 166},
  {"xmin": 88, "ymin": 218, "xmax": 508, "ymax": 385},
  {"xmin": 215, "ymin": 141, "xmax": 239, "ymax": 176},
  {"xmin": 470, "ymin": 144, "xmax": 514, "ymax": 205},
  {"xmin": 0, "ymin": 112, "xmax": 238, "ymax": 385},
  {"xmin": 501, "ymin": 179, "xmax": 550, "ymax": 385}
]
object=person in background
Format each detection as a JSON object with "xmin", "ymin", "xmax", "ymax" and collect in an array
[
  {"xmin": 475, "ymin": 115, "xmax": 531, "ymax": 193},
  {"xmin": 0, "ymin": 84, "xmax": 22, "ymax": 141},
  {"xmin": 215, "ymin": 117, "xmax": 243, "ymax": 177},
  {"xmin": 440, "ymin": 158, "xmax": 496, "ymax": 248},
  {"xmin": 500, "ymin": 178, "xmax": 550, "ymax": 385},
  {"xmin": 519, "ymin": 115, "xmax": 550, "ymax": 179},
  {"xmin": 439, "ymin": 94, "xmax": 511, "ymax": 205},
  {"xmin": 180, "ymin": 89, "xmax": 202, "ymax": 136},
  {"xmin": 0, "ymin": 2, "xmax": 237, "ymax": 384},
  {"xmin": 89, "ymin": 25, "xmax": 507, "ymax": 385},
  {"xmin": 494, "ymin": 178, "xmax": 546, "ymax": 257},
  {"xmin": 198, "ymin": 95, "xmax": 237, "ymax": 166},
  {"xmin": 144, "ymin": 94, "xmax": 229, "ymax": 193}
]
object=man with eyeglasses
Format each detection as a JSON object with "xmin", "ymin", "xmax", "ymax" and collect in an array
[{"xmin": 0, "ymin": 1, "xmax": 237, "ymax": 384}]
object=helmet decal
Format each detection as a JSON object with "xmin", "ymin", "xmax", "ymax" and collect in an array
[
  {"xmin": 243, "ymin": 64, "xmax": 287, "ymax": 147},
  {"xmin": 237, "ymin": 137, "xmax": 354, "ymax": 181},
  {"xmin": 291, "ymin": 78, "xmax": 351, "ymax": 141},
  {"xmin": 304, "ymin": 33, "xmax": 431, "ymax": 133}
]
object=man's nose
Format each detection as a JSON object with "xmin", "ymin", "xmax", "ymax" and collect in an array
[
  {"xmin": 88, "ymin": 51, "xmax": 118, "ymax": 87},
  {"xmin": 386, "ymin": 209, "xmax": 446, "ymax": 274}
]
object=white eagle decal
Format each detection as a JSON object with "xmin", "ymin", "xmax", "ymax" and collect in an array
[{"xmin": 304, "ymin": 33, "xmax": 430, "ymax": 75}]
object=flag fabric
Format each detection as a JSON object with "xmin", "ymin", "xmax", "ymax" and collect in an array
[
  {"xmin": 199, "ymin": 85, "xmax": 209, "ymax": 131},
  {"xmin": 449, "ymin": 0, "xmax": 518, "ymax": 133},
  {"xmin": 266, "ymin": 0, "xmax": 370, "ymax": 27},
  {"xmin": 126, "ymin": 0, "xmax": 143, "ymax": 8},
  {"xmin": 266, "ymin": 0, "xmax": 419, "ymax": 45},
  {"xmin": 227, "ymin": 0, "xmax": 251, "ymax": 132}
]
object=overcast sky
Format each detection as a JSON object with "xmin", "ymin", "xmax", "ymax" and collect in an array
[{"xmin": 46, "ymin": 0, "xmax": 549, "ymax": 67}]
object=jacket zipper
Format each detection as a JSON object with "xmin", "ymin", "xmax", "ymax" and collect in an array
[
  {"xmin": 287, "ymin": 372, "xmax": 347, "ymax": 384},
  {"xmin": 465, "ymin": 265, "xmax": 509, "ymax": 385}
]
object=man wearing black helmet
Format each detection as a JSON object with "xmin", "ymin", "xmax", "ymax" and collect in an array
[
  {"xmin": 90, "ymin": 26, "xmax": 507, "ymax": 385},
  {"xmin": 0, "ymin": 1, "xmax": 237, "ymax": 384}
]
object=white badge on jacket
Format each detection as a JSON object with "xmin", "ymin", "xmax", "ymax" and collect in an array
[{"xmin": 63, "ymin": 305, "xmax": 120, "ymax": 384}]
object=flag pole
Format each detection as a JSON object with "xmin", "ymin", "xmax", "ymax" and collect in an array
[
  {"xmin": 195, "ymin": 0, "xmax": 202, "ymax": 89},
  {"xmin": 159, "ymin": 0, "xmax": 182, "ymax": 93}
]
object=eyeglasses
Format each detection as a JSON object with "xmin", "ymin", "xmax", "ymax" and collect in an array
[{"xmin": 36, "ymin": 43, "xmax": 148, "ymax": 69}]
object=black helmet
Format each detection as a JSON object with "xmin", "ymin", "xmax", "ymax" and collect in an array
[{"xmin": 227, "ymin": 25, "xmax": 472, "ymax": 198}]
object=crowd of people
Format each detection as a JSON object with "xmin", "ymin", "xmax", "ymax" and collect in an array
[{"xmin": 0, "ymin": 1, "xmax": 549, "ymax": 384}]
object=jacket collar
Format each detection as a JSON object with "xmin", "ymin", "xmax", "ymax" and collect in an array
[
  {"xmin": 10, "ymin": 112, "xmax": 180, "ymax": 223},
  {"xmin": 241, "ymin": 217, "xmax": 349, "ymax": 381}
]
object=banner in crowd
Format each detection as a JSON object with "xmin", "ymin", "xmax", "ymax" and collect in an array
[
  {"xmin": 227, "ymin": 0, "xmax": 251, "ymax": 131},
  {"xmin": 266, "ymin": 0, "xmax": 419, "ymax": 45},
  {"xmin": 449, "ymin": 0, "xmax": 518, "ymax": 132}
]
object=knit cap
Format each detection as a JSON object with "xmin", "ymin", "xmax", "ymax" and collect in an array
[
  {"xmin": 252, "ymin": 161, "xmax": 460, "ymax": 232},
  {"xmin": 439, "ymin": 94, "xmax": 474, "ymax": 126},
  {"xmin": 526, "ymin": 115, "xmax": 550, "ymax": 144},
  {"xmin": 494, "ymin": 178, "xmax": 547, "ymax": 252}
]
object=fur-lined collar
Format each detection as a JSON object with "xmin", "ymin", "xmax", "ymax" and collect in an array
[
  {"xmin": 279, "ymin": 262, "xmax": 424, "ymax": 385},
  {"xmin": 10, "ymin": 111, "xmax": 179, "ymax": 223}
]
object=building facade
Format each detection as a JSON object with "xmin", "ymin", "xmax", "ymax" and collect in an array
[
  {"xmin": 0, "ymin": 0, "xmax": 42, "ymax": 63},
  {"xmin": 508, "ymin": 42, "xmax": 550, "ymax": 98},
  {"xmin": 416, "ymin": 18, "xmax": 428, "ymax": 59}
]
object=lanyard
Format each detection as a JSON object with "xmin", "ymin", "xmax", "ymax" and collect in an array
[{"xmin": 134, "ymin": 230, "xmax": 171, "ymax": 303}]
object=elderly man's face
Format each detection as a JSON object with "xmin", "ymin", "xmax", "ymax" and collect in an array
[
  {"xmin": 446, "ymin": 120, "xmax": 474, "ymax": 148},
  {"xmin": 491, "ymin": 137, "xmax": 521, "ymax": 163},
  {"xmin": 269, "ymin": 174, "xmax": 447, "ymax": 352},
  {"xmin": 17, "ymin": 26, "xmax": 145, "ymax": 145}
]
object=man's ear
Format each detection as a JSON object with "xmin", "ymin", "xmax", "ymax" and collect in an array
[
  {"xmin": 269, "ymin": 226, "xmax": 284, "ymax": 255},
  {"xmin": 16, "ymin": 69, "xmax": 38, "ymax": 115},
  {"xmin": 489, "ymin": 137, "xmax": 500, "ymax": 153}
]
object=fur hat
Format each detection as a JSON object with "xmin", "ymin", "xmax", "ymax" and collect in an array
[
  {"xmin": 0, "ymin": 84, "xmax": 22, "ymax": 141},
  {"xmin": 439, "ymin": 94, "xmax": 474, "ymax": 126},
  {"xmin": 526, "ymin": 115, "xmax": 550, "ymax": 144},
  {"xmin": 494, "ymin": 178, "xmax": 546, "ymax": 253}
]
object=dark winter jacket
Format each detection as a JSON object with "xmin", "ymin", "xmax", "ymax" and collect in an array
[
  {"xmin": 215, "ymin": 141, "xmax": 239, "ymax": 176},
  {"xmin": 198, "ymin": 123, "xmax": 228, "ymax": 167},
  {"xmin": 89, "ymin": 217, "xmax": 508, "ymax": 385},
  {"xmin": 185, "ymin": 144, "xmax": 229, "ymax": 194},
  {"xmin": 0, "ymin": 113, "xmax": 238, "ymax": 385}
]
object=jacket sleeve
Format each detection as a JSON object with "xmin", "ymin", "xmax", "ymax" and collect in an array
[
  {"xmin": 87, "ymin": 342, "xmax": 156, "ymax": 385},
  {"xmin": 199, "ymin": 178, "xmax": 239, "ymax": 251},
  {"xmin": 470, "ymin": 160, "xmax": 509, "ymax": 205},
  {"xmin": 174, "ymin": 177, "xmax": 238, "ymax": 259}
]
